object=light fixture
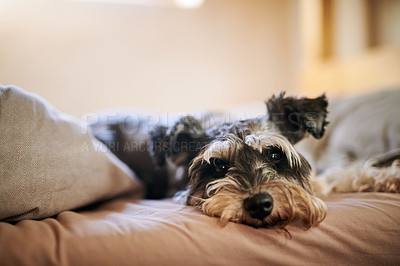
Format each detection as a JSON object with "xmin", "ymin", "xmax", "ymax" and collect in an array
[{"xmin": 174, "ymin": 0, "xmax": 204, "ymax": 9}]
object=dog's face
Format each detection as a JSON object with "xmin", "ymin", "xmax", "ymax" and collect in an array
[
  {"xmin": 187, "ymin": 129, "xmax": 326, "ymax": 228},
  {"xmin": 151, "ymin": 93, "xmax": 329, "ymax": 228}
]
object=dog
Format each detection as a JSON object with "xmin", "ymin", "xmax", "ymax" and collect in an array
[
  {"xmin": 92, "ymin": 91, "xmax": 399, "ymax": 229},
  {"xmin": 149, "ymin": 93, "xmax": 329, "ymax": 229}
]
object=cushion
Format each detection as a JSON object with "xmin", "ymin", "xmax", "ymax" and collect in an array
[{"xmin": 0, "ymin": 85, "xmax": 144, "ymax": 221}]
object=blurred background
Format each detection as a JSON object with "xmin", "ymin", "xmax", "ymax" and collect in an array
[{"xmin": 1, "ymin": 0, "xmax": 399, "ymax": 116}]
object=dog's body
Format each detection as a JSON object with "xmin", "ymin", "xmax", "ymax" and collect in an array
[{"xmin": 91, "ymin": 91, "xmax": 400, "ymax": 229}]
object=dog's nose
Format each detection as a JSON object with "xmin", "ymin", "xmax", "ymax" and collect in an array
[{"xmin": 244, "ymin": 193, "xmax": 273, "ymax": 220}]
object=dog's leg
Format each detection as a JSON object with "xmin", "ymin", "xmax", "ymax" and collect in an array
[{"xmin": 371, "ymin": 148, "xmax": 400, "ymax": 167}]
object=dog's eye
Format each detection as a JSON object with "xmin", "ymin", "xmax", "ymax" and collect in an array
[
  {"xmin": 269, "ymin": 148, "xmax": 282, "ymax": 162},
  {"xmin": 270, "ymin": 152, "xmax": 281, "ymax": 161},
  {"xmin": 210, "ymin": 158, "xmax": 230, "ymax": 176}
]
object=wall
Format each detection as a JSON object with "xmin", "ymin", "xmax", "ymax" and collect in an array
[
  {"xmin": 297, "ymin": 0, "xmax": 400, "ymax": 97},
  {"xmin": 0, "ymin": 0, "xmax": 296, "ymax": 116}
]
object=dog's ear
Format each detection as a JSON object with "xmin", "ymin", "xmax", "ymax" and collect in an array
[
  {"xmin": 150, "ymin": 116, "xmax": 209, "ymax": 167},
  {"xmin": 266, "ymin": 92, "xmax": 329, "ymax": 144}
]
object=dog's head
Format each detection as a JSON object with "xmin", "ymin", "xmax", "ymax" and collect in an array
[{"xmin": 151, "ymin": 93, "xmax": 328, "ymax": 228}]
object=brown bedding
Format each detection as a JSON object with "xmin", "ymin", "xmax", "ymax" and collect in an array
[{"xmin": 1, "ymin": 192, "xmax": 400, "ymax": 266}]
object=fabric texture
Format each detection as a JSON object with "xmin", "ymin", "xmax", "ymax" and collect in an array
[
  {"xmin": 0, "ymin": 85, "xmax": 143, "ymax": 221},
  {"xmin": 0, "ymin": 193, "xmax": 399, "ymax": 265}
]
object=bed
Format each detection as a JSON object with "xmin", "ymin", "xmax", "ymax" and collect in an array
[{"xmin": 1, "ymin": 85, "xmax": 399, "ymax": 265}]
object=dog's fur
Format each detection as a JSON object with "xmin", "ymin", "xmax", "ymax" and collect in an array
[
  {"xmin": 150, "ymin": 93, "xmax": 329, "ymax": 228},
  {"xmin": 92, "ymin": 92, "xmax": 399, "ymax": 229}
]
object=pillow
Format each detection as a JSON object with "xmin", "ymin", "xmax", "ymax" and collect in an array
[{"xmin": 0, "ymin": 85, "xmax": 144, "ymax": 221}]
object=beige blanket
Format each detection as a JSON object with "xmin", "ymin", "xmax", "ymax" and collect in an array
[{"xmin": 1, "ymin": 193, "xmax": 399, "ymax": 265}]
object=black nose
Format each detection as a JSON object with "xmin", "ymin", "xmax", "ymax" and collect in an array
[{"xmin": 244, "ymin": 193, "xmax": 273, "ymax": 220}]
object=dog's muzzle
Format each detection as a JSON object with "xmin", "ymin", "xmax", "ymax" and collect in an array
[{"xmin": 243, "ymin": 193, "xmax": 273, "ymax": 220}]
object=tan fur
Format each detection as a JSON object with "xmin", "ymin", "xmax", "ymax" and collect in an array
[
  {"xmin": 198, "ymin": 178, "xmax": 327, "ymax": 228},
  {"xmin": 321, "ymin": 160, "xmax": 400, "ymax": 194}
]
